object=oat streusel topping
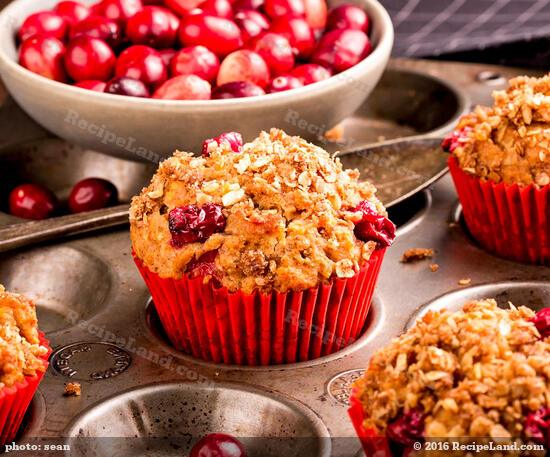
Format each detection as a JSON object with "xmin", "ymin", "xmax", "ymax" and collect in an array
[
  {"xmin": 353, "ymin": 300, "xmax": 550, "ymax": 440},
  {"xmin": 450, "ymin": 74, "xmax": 550, "ymax": 186},
  {"xmin": 130, "ymin": 129, "xmax": 385, "ymax": 294},
  {"xmin": 0, "ymin": 285, "xmax": 47, "ymax": 388}
]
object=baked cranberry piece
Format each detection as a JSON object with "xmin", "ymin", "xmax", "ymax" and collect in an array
[
  {"xmin": 269, "ymin": 17, "xmax": 314, "ymax": 59},
  {"xmin": 69, "ymin": 16, "xmax": 122, "ymax": 48},
  {"xmin": 64, "ymin": 36, "xmax": 116, "ymax": 82},
  {"xmin": 105, "ymin": 76, "xmax": 151, "ymax": 96},
  {"xmin": 170, "ymin": 46, "xmax": 220, "ymax": 84},
  {"xmin": 190, "ymin": 433, "xmax": 247, "ymax": 457},
  {"xmin": 530, "ymin": 308, "xmax": 550, "ymax": 339},
  {"xmin": 168, "ymin": 203, "xmax": 226, "ymax": 247},
  {"xmin": 68, "ymin": 178, "xmax": 119, "ymax": 213},
  {"xmin": 74, "ymin": 79, "xmax": 107, "ymax": 91},
  {"xmin": 266, "ymin": 74, "xmax": 302, "ymax": 93},
  {"xmin": 217, "ymin": 50, "xmax": 270, "ymax": 88},
  {"xmin": 186, "ymin": 250, "xmax": 218, "ymax": 278},
  {"xmin": 54, "ymin": 1, "xmax": 92, "ymax": 25},
  {"xmin": 234, "ymin": 10, "xmax": 269, "ymax": 42},
  {"xmin": 353, "ymin": 200, "xmax": 396, "ymax": 249},
  {"xmin": 202, "ymin": 131, "xmax": 243, "ymax": 156},
  {"xmin": 251, "ymin": 32, "xmax": 293, "ymax": 76},
  {"xmin": 125, "ymin": 6, "xmax": 179, "ymax": 48},
  {"xmin": 96, "ymin": 0, "xmax": 143, "ymax": 26},
  {"xmin": 152, "ymin": 74, "xmax": 211, "ymax": 99},
  {"xmin": 9, "ymin": 184, "xmax": 57, "ymax": 220},
  {"xmin": 326, "ymin": 5, "xmax": 369, "ymax": 32},
  {"xmin": 290, "ymin": 63, "xmax": 330, "ymax": 85},
  {"xmin": 212, "ymin": 80, "xmax": 264, "ymax": 99},
  {"xmin": 115, "ymin": 45, "xmax": 167, "ymax": 89},
  {"xmin": 19, "ymin": 35, "xmax": 68, "ymax": 83},
  {"xmin": 311, "ymin": 29, "xmax": 371, "ymax": 73},
  {"xmin": 441, "ymin": 126, "xmax": 472, "ymax": 153},
  {"xmin": 264, "ymin": 0, "xmax": 304, "ymax": 20},
  {"xmin": 525, "ymin": 408, "xmax": 550, "ymax": 446},
  {"xmin": 386, "ymin": 409, "xmax": 425, "ymax": 447},
  {"xmin": 18, "ymin": 11, "xmax": 68, "ymax": 42}
]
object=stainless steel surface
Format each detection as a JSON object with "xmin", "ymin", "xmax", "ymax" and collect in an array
[{"xmin": 0, "ymin": 58, "xmax": 547, "ymax": 457}]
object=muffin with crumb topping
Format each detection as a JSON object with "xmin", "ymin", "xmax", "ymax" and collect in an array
[
  {"xmin": 131, "ymin": 128, "xmax": 395, "ymax": 365},
  {"xmin": 0, "ymin": 285, "xmax": 50, "ymax": 446},
  {"xmin": 349, "ymin": 299, "xmax": 550, "ymax": 456},
  {"xmin": 444, "ymin": 74, "xmax": 550, "ymax": 264}
]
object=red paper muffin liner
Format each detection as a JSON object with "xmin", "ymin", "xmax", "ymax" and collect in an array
[
  {"xmin": 348, "ymin": 387, "xmax": 392, "ymax": 457},
  {"xmin": 0, "ymin": 333, "xmax": 50, "ymax": 447},
  {"xmin": 448, "ymin": 156, "xmax": 550, "ymax": 265},
  {"xmin": 134, "ymin": 249, "xmax": 385, "ymax": 365}
]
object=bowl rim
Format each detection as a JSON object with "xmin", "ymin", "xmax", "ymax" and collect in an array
[{"xmin": 0, "ymin": 0, "xmax": 394, "ymax": 109}]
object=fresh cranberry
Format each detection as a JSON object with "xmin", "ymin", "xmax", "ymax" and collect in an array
[
  {"xmin": 197, "ymin": 0, "xmax": 234, "ymax": 19},
  {"xmin": 270, "ymin": 17, "xmax": 314, "ymax": 59},
  {"xmin": 54, "ymin": 1, "xmax": 92, "ymax": 25},
  {"xmin": 68, "ymin": 178, "xmax": 119, "ymax": 213},
  {"xmin": 233, "ymin": 0, "xmax": 265, "ymax": 13},
  {"xmin": 525, "ymin": 408, "xmax": 550, "ymax": 446},
  {"xmin": 105, "ymin": 76, "xmax": 151, "ymax": 96},
  {"xmin": 125, "ymin": 6, "xmax": 179, "ymax": 48},
  {"xmin": 159, "ymin": 48, "xmax": 177, "ymax": 68},
  {"xmin": 190, "ymin": 434, "xmax": 246, "ymax": 457},
  {"xmin": 211, "ymin": 80, "xmax": 264, "ymax": 98},
  {"xmin": 266, "ymin": 74, "xmax": 302, "ymax": 93},
  {"xmin": 441, "ymin": 126, "xmax": 472, "ymax": 153},
  {"xmin": 311, "ymin": 29, "xmax": 371, "ymax": 73},
  {"xmin": 303, "ymin": 0, "xmax": 326, "ymax": 29},
  {"xmin": 290, "ymin": 63, "xmax": 330, "ymax": 85},
  {"xmin": 217, "ymin": 49, "xmax": 270, "ymax": 87},
  {"xmin": 168, "ymin": 203, "xmax": 226, "ymax": 247},
  {"xmin": 327, "ymin": 5, "xmax": 368, "ymax": 32},
  {"xmin": 264, "ymin": 0, "xmax": 304, "ymax": 19},
  {"xmin": 90, "ymin": 2, "xmax": 104, "ymax": 15},
  {"xmin": 116, "ymin": 45, "xmax": 167, "ymax": 89},
  {"xmin": 186, "ymin": 250, "xmax": 219, "ymax": 279},
  {"xmin": 170, "ymin": 46, "xmax": 219, "ymax": 84},
  {"xmin": 353, "ymin": 200, "xmax": 396, "ymax": 249},
  {"xmin": 251, "ymin": 32, "xmax": 293, "ymax": 76},
  {"xmin": 234, "ymin": 10, "xmax": 269, "ymax": 42},
  {"xmin": 9, "ymin": 184, "xmax": 57, "ymax": 220},
  {"xmin": 19, "ymin": 35, "xmax": 67, "ymax": 82},
  {"xmin": 74, "ymin": 79, "xmax": 107, "ymax": 91},
  {"xmin": 97, "ymin": 0, "xmax": 143, "ymax": 26},
  {"xmin": 64, "ymin": 36, "xmax": 115, "ymax": 82},
  {"xmin": 18, "ymin": 11, "xmax": 68, "ymax": 42},
  {"xmin": 178, "ymin": 14, "xmax": 243, "ymax": 57},
  {"xmin": 164, "ymin": 0, "xmax": 204, "ymax": 16},
  {"xmin": 69, "ymin": 16, "xmax": 122, "ymax": 48},
  {"xmin": 530, "ymin": 308, "xmax": 550, "ymax": 339},
  {"xmin": 152, "ymin": 74, "xmax": 211, "ymax": 99},
  {"xmin": 386, "ymin": 409, "xmax": 425, "ymax": 447},
  {"xmin": 202, "ymin": 131, "xmax": 243, "ymax": 155}
]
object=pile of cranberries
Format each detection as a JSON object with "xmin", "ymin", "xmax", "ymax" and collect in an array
[
  {"xmin": 16, "ymin": 0, "xmax": 372, "ymax": 99},
  {"xmin": 8, "ymin": 177, "xmax": 118, "ymax": 220}
]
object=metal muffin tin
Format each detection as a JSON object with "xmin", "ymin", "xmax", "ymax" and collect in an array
[{"xmin": 0, "ymin": 58, "xmax": 545, "ymax": 457}]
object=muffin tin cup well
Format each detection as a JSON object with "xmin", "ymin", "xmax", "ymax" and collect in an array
[
  {"xmin": 133, "ymin": 249, "xmax": 385, "ymax": 366},
  {"xmin": 448, "ymin": 156, "xmax": 550, "ymax": 265},
  {"xmin": 0, "ymin": 332, "xmax": 50, "ymax": 447}
]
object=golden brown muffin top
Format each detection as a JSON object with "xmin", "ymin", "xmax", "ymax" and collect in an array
[
  {"xmin": 353, "ymin": 300, "xmax": 550, "ymax": 441},
  {"xmin": 130, "ymin": 129, "xmax": 389, "ymax": 294},
  {"xmin": 448, "ymin": 74, "xmax": 550, "ymax": 186},
  {"xmin": 0, "ymin": 285, "xmax": 48, "ymax": 388}
]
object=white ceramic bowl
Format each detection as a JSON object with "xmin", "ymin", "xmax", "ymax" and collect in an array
[{"xmin": 0, "ymin": 0, "xmax": 393, "ymax": 161}]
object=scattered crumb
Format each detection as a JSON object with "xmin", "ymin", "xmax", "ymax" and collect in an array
[
  {"xmin": 64, "ymin": 382, "xmax": 81, "ymax": 396},
  {"xmin": 459, "ymin": 278, "xmax": 471, "ymax": 286},
  {"xmin": 323, "ymin": 124, "xmax": 344, "ymax": 141},
  {"xmin": 377, "ymin": 136, "xmax": 386, "ymax": 142},
  {"xmin": 449, "ymin": 222, "xmax": 457, "ymax": 228},
  {"xmin": 430, "ymin": 264, "xmax": 439, "ymax": 272},
  {"xmin": 401, "ymin": 248, "xmax": 434, "ymax": 263}
]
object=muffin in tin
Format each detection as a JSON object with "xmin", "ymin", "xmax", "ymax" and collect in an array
[{"xmin": 131, "ymin": 128, "xmax": 395, "ymax": 365}]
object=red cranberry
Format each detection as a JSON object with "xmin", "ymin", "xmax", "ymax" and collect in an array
[
  {"xmin": 251, "ymin": 32, "xmax": 293, "ymax": 76},
  {"xmin": 311, "ymin": 29, "xmax": 371, "ymax": 73},
  {"xmin": 74, "ymin": 79, "xmax": 107, "ymax": 91},
  {"xmin": 530, "ymin": 308, "xmax": 550, "ymax": 339},
  {"xmin": 164, "ymin": 0, "xmax": 204, "ymax": 16},
  {"xmin": 270, "ymin": 17, "xmax": 314, "ymax": 59},
  {"xmin": 9, "ymin": 184, "xmax": 57, "ymax": 220},
  {"xmin": 54, "ymin": 1, "xmax": 92, "ymax": 25},
  {"xmin": 64, "ymin": 36, "xmax": 116, "ymax": 82},
  {"xmin": 234, "ymin": 10, "xmax": 269, "ymax": 42},
  {"xmin": 18, "ymin": 11, "xmax": 68, "ymax": 42},
  {"xmin": 233, "ymin": 0, "xmax": 264, "ymax": 13},
  {"xmin": 442, "ymin": 126, "xmax": 472, "ymax": 153},
  {"xmin": 178, "ymin": 14, "xmax": 243, "ymax": 57},
  {"xmin": 353, "ymin": 200, "xmax": 396, "ymax": 249},
  {"xmin": 217, "ymin": 49, "xmax": 270, "ymax": 88},
  {"xmin": 211, "ymin": 80, "xmax": 264, "ymax": 98},
  {"xmin": 125, "ymin": 6, "xmax": 179, "ymax": 48},
  {"xmin": 116, "ymin": 45, "xmax": 167, "ymax": 89},
  {"xmin": 525, "ymin": 408, "xmax": 550, "ymax": 446},
  {"xmin": 264, "ymin": 0, "xmax": 304, "ymax": 19},
  {"xmin": 68, "ymin": 178, "xmax": 119, "ymax": 213},
  {"xmin": 152, "ymin": 74, "xmax": 211, "ymax": 99},
  {"xmin": 202, "ymin": 131, "xmax": 243, "ymax": 155},
  {"xmin": 303, "ymin": 0, "xmax": 326, "ymax": 29},
  {"xmin": 168, "ymin": 203, "xmax": 225, "ymax": 247},
  {"xmin": 327, "ymin": 5, "xmax": 368, "ymax": 32},
  {"xmin": 19, "ymin": 35, "xmax": 67, "ymax": 82},
  {"xmin": 289, "ymin": 63, "xmax": 329, "ymax": 85},
  {"xmin": 190, "ymin": 434, "xmax": 247, "ymax": 457},
  {"xmin": 170, "ymin": 46, "xmax": 219, "ymax": 84},
  {"xmin": 105, "ymin": 76, "xmax": 151, "ymax": 96},
  {"xmin": 197, "ymin": 0, "xmax": 234, "ymax": 19},
  {"xmin": 90, "ymin": 2, "xmax": 104, "ymax": 15},
  {"xmin": 97, "ymin": 0, "xmax": 143, "ymax": 26},
  {"xmin": 386, "ymin": 409, "xmax": 425, "ymax": 447},
  {"xmin": 69, "ymin": 16, "xmax": 122, "ymax": 48},
  {"xmin": 186, "ymin": 250, "xmax": 219, "ymax": 278},
  {"xmin": 159, "ymin": 48, "xmax": 177, "ymax": 68},
  {"xmin": 266, "ymin": 74, "xmax": 302, "ymax": 93}
]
